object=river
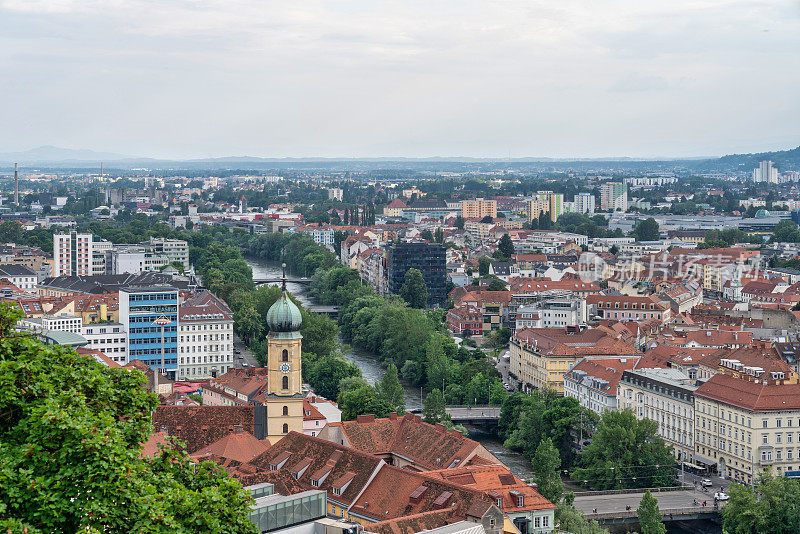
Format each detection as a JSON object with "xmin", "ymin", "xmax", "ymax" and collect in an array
[
  {"xmin": 246, "ymin": 257, "xmax": 423, "ymax": 410},
  {"xmin": 247, "ymin": 257, "xmax": 708, "ymax": 531},
  {"xmin": 246, "ymin": 257, "xmax": 532, "ymax": 471}
]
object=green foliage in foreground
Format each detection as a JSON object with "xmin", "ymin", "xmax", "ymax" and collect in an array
[
  {"xmin": 722, "ymin": 473, "xmax": 800, "ymax": 534},
  {"xmin": 638, "ymin": 490, "xmax": 666, "ymax": 534},
  {"xmin": 0, "ymin": 304, "xmax": 257, "ymax": 534}
]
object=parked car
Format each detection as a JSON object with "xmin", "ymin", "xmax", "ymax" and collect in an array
[
  {"xmin": 714, "ymin": 492, "xmax": 729, "ymax": 501},
  {"xmin": 700, "ymin": 478, "xmax": 712, "ymax": 487}
]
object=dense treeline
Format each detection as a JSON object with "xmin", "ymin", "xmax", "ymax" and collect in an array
[{"xmin": 311, "ymin": 265, "xmax": 504, "ymax": 403}]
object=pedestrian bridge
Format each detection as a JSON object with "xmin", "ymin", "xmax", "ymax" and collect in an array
[{"xmin": 445, "ymin": 405, "xmax": 501, "ymax": 423}]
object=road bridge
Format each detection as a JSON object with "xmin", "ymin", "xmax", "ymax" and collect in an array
[
  {"xmin": 574, "ymin": 488, "xmax": 722, "ymax": 527},
  {"xmin": 445, "ymin": 405, "xmax": 501, "ymax": 423},
  {"xmin": 253, "ymin": 277, "xmax": 312, "ymax": 285}
]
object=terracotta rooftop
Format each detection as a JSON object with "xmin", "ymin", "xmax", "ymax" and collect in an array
[
  {"xmin": 152, "ymin": 405, "xmax": 258, "ymax": 453},
  {"xmin": 190, "ymin": 427, "xmax": 270, "ymax": 464},
  {"xmin": 426, "ymin": 464, "xmax": 555, "ymax": 513},
  {"xmin": 695, "ymin": 373, "xmax": 800, "ymax": 412},
  {"xmin": 249, "ymin": 431, "xmax": 383, "ymax": 507},
  {"xmin": 330, "ymin": 413, "xmax": 499, "ymax": 470}
]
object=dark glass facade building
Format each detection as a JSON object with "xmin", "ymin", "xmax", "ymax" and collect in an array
[{"xmin": 387, "ymin": 242, "xmax": 446, "ymax": 307}]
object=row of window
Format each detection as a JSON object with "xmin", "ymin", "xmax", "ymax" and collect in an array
[{"xmin": 180, "ymin": 354, "xmax": 231, "ymax": 364}]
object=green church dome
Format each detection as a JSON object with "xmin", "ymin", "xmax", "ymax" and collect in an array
[{"xmin": 266, "ymin": 265, "xmax": 303, "ymax": 333}]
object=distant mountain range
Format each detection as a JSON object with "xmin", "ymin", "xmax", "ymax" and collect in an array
[{"xmin": 0, "ymin": 144, "xmax": 798, "ymax": 172}]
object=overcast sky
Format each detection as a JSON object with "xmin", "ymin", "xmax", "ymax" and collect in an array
[{"xmin": 1, "ymin": 0, "xmax": 798, "ymax": 159}]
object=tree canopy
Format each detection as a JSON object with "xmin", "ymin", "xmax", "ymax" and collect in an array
[
  {"xmin": 0, "ymin": 303, "xmax": 257, "ymax": 534},
  {"xmin": 722, "ymin": 473, "xmax": 800, "ymax": 534},
  {"xmin": 633, "ymin": 217, "xmax": 660, "ymax": 241},
  {"xmin": 400, "ymin": 268, "xmax": 429, "ymax": 309},
  {"xmin": 571, "ymin": 409, "xmax": 674, "ymax": 490}
]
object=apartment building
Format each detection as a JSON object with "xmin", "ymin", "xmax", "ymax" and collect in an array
[
  {"xmin": 586, "ymin": 294, "xmax": 671, "ymax": 323},
  {"xmin": 618, "ymin": 368, "xmax": 698, "ymax": 465},
  {"xmin": 81, "ymin": 322, "xmax": 128, "ymax": 364},
  {"xmin": 564, "ymin": 356, "xmax": 639, "ymax": 415},
  {"xmin": 514, "ymin": 298, "xmax": 587, "ymax": 330},
  {"xmin": 53, "ymin": 232, "xmax": 94, "ymax": 277},
  {"xmin": 510, "ymin": 326, "xmax": 639, "ymax": 394},
  {"xmin": 147, "ymin": 237, "xmax": 190, "ymax": 270},
  {"xmin": 0, "ymin": 264, "xmax": 38, "ymax": 290},
  {"xmin": 600, "ymin": 182, "xmax": 627, "ymax": 212},
  {"xmin": 178, "ymin": 290, "xmax": 234, "ymax": 379},
  {"xmin": 694, "ymin": 370, "xmax": 800, "ymax": 484},
  {"xmin": 574, "ymin": 193, "xmax": 596, "ymax": 215},
  {"xmin": 461, "ymin": 198, "xmax": 498, "ymax": 219}
]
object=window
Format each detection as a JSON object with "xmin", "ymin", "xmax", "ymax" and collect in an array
[
  {"xmin": 282, "ymin": 349, "xmax": 289, "ymax": 362},
  {"xmin": 282, "ymin": 423, "xmax": 289, "ymax": 434},
  {"xmin": 763, "ymin": 435, "xmax": 769, "ymax": 445},
  {"xmin": 778, "ymin": 434, "xmax": 783, "ymax": 444},
  {"xmin": 778, "ymin": 419, "xmax": 783, "ymax": 428},
  {"xmin": 763, "ymin": 419, "xmax": 769, "ymax": 428},
  {"xmin": 283, "ymin": 405, "xmax": 289, "ymax": 416},
  {"xmin": 282, "ymin": 376, "xmax": 289, "ymax": 390}
]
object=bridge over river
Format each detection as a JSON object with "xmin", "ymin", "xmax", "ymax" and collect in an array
[
  {"xmin": 574, "ymin": 488, "xmax": 722, "ymax": 528},
  {"xmin": 445, "ymin": 405, "xmax": 501, "ymax": 423},
  {"xmin": 254, "ymin": 277, "xmax": 312, "ymax": 285}
]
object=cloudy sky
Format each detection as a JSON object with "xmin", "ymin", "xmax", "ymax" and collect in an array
[{"xmin": 1, "ymin": 0, "xmax": 798, "ymax": 159}]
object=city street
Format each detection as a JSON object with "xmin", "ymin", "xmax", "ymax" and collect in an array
[{"xmin": 233, "ymin": 335, "xmax": 259, "ymax": 369}]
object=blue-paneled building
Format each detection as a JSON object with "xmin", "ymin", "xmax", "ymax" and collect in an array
[{"xmin": 119, "ymin": 285, "xmax": 179, "ymax": 378}]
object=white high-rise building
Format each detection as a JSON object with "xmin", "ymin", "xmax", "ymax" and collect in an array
[
  {"xmin": 574, "ymin": 193, "xmax": 596, "ymax": 215},
  {"xmin": 753, "ymin": 160, "xmax": 779, "ymax": 184},
  {"xmin": 53, "ymin": 232, "xmax": 94, "ymax": 277}
]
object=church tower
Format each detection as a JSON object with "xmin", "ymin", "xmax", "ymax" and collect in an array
[{"xmin": 264, "ymin": 264, "xmax": 304, "ymax": 442}]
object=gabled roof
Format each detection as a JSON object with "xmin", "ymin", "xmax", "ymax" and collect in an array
[
  {"xmin": 695, "ymin": 373, "xmax": 800, "ymax": 412},
  {"xmin": 425, "ymin": 464, "xmax": 555, "ymax": 512},
  {"xmin": 153, "ymin": 405, "xmax": 257, "ymax": 453},
  {"xmin": 249, "ymin": 431, "xmax": 383, "ymax": 506},
  {"xmin": 329, "ymin": 413, "xmax": 497, "ymax": 471},
  {"xmin": 190, "ymin": 428, "xmax": 270, "ymax": 463},
  {"xmin": 348, "ymin": 462, "xmax": 496, "ymax": 522}
]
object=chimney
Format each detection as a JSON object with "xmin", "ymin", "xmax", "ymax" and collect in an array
[
  {"xmin": 99, "ymin": 303, "xmax": 108, "ymax": 321},
  {"xmin": 14, "ymin": 163, "xmax": 19, "ymax": 206}
]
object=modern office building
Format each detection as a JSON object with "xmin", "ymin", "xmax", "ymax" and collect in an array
[
  {"xmin": 119, "ymin": 286, "xmax": 179, "ymax": 377},
  {"xmin": 600, "ymin": 182, "xmax": 627, "ymax": 212},
  {"xmin": 387, "ymin": 242, "xmax": 446, "ymax": 306},
  {"xmin": 574, "ymin": 193, "xmax": 596, "ymax": 215},
  {"xmin": 461, "ymin": 198, "xmax": 498, "ymax": 219}
]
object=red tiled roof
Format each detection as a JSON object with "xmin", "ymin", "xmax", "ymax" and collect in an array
[
  {"xmin": 190, "ymin": 428, "xmax": 270, "ymax": 463},
  {"xmin": 426, "ymin": 464, "xmax": 555, "ymax": 512},
  {"xmin": 695, "ymin": 373, "xmax": 800, "ymax": 411},
  {"xmin": 152, "ymin": 405, "xmax": 257, "ymax": 453},
  {"xmin": 330, "ymin": 413, "xmax": 498, "ymax": 470}
]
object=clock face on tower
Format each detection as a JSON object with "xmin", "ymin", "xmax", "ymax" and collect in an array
[{"xmin": 279, "ymin": 362, "xmax": 292, "ymax": 373}]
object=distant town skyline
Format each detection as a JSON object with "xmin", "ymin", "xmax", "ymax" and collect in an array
[{"xmin": 1, "ymin": 1, "xmax": 798, "ymax": 160}]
